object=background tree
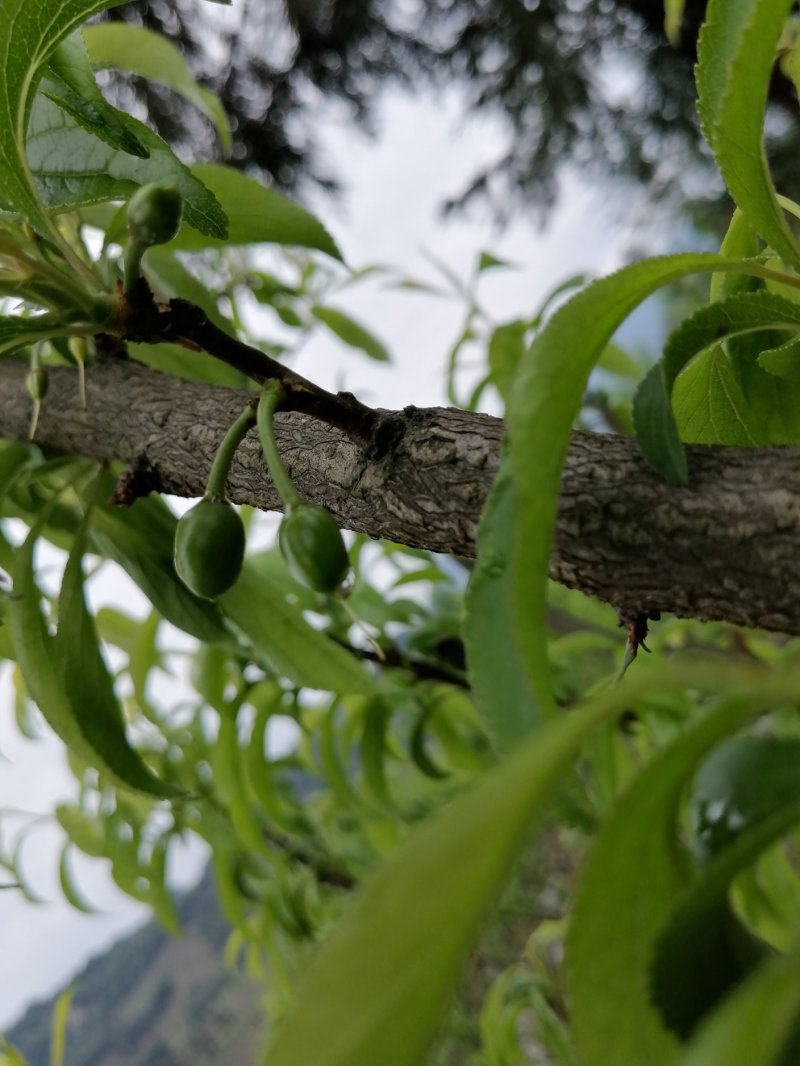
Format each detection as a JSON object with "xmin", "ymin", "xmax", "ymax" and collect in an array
[{"xmin": 101, "ymin": 0, "xmax": 800, "ymax": 228}]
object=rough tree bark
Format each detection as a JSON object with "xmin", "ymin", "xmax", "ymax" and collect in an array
[{"xmin": 0, "ymin": 357, "xmax": 798, "ymax": 636}]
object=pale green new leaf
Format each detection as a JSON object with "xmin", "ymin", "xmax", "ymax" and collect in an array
[
  {"xmin": 40, "ymin": 31, "xmax": 148, "ymax": 158},
  {"xmin": 311, "ymin": 305, "xmax": 390, "ymax": 362},
  {"xmin": 507, "ymin": 253, "xmax": 768, "ymax": 711},
  {"xmin": 83, "ymin": 22, "xmax": 232, "ymax": 154},
  {"xmin": 168, "ymin": 163, "xmax": 342, "ymax": 259},
  {"xmin": 222, "ymin": 561, "xmax": 377, "ymax": 694},
  {"xmin": 567, "ymin": 697, "xmax": 771, "ymax": 1066},
  {"xmin": 696, "ymin": 0, "xmax": 800, "ymax": 268},
  {"xmin": 25, "ymin": 94, "xmax": 227, "ymax": 238},
  {"xmin": 679, "ymin": 948, "xmax": 800, "ymax": 1066},
  {"xmin": 464, "ymin": 457, "xmax": 540, "ymax": 751}
]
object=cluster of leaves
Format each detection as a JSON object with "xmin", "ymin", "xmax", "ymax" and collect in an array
[{"xmin": 4, "ymin": 1, "xmax": 800, "ymax": 1065}]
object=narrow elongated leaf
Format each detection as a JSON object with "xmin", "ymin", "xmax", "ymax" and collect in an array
[
  {"xmin": 0, "ymin": 313, "xmax": 80, "ymax": 355},
  {"xmin": 0, "ymin": 0, "xmax": 127, "ymax": 234},
  {"xmin": 262, "ymin": 664, "xmax": 797, "ymax": 1066},
  {"xmin": 567, "ymin": 698, "xmax": 771, "ymax": 1066},
  {"xmin": 464, "ymin": 457, "xmax": 539, "ymax": 751},
  {"xmin": 7, "ymin": 515, "xmax": 178, "ymax": 795},
  {"xmin": 696, "ymin": 0, "xmax": 800, "ymax": 268},
  {"xmin": 679, "ymin": 948, "xmax": 800, "ymax": 1066},
  {"xmin": 83, "ymin": 22, "xmax": 231, "ymax": 153},
  {"xmin": 7, "ymin": 520, "xmax": 99, "ymax": 763},
  {"xmin": 56, "ymin": 516, "xmax": 181, "ymax": 797},
  {"xmin": 311, "ymin": 305, "xmax": 390, "ymax": 362},
  {"xmin": 167, "ymin": 164, "xmax": 342, "ymax": 259},
  {"xmin": 25, "ymin": 94, "xmax": 227, "ymax": 238},
  {"xmin": 507, "ymin": 254, "xmax": 798, "ymax": 710},
  {"xmin": 222, "ymin": 562, "xmax": 376, "ymax": 694},
  {"xmin": 40, "ymin": 31, "xmax": 148, "ymax": 158}
]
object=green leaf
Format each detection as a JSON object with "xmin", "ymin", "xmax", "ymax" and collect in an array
[
  {"xmin": 464, "ymin": 457, "xmax": 540, "ymax": 751},
  {"xmin": 632, "ymin": 365, "xmax": 689, "ymax": 483},
  {"xmin": 91, "ymin": 496, "xmax": 233, "ymax": 645},
  {"xmin": 311, "ymin": 305, "xmax": 390, "ymax": 362},
  {"xmin": 672, "ymin": 343, "xmax": 761, "ymax": 446},
  {"xmin": 50, "ymin": 987, "xmax": 73, "ymax": 1066},
  {"xmin": 567, "ymin": 697, "xmax": 771, "ymax": 1066},
  {"xmin": 261, "ymin": 663, "xmax": 795, "ymax": 1066},
  {"xmin": 477, "ymin": 251, "xmax": 514, "ymax": 272},
  {"xmin": 696, "ymin": 0, "xmax": 800, "ymax": 268},
  {"xmin": 83, "ymin": 22, "xmax": 231, "ymax": 154},
  {"xmin": 664, "ymin": 0, "xmax": 686, "ymax": 45},
  {"xmin": 0, "ymin": 313, "xmax": 81, "ymax": 355},
  {"xmin": 0, "ymin": 0, "xmax": 129, "ymax": 235},
  {"xmin": 58, "ymin": 843, "xmax": 96, "ymax": 913},
  {"xmin": 56, "ymin": 514, "xmax": 182, "ymax": 797},
  {"xmin": 507, "ymin": 253, "xmax": 769, "ymax": 711},
  {"xmin": 40, "ymin": 31, "xmax": 148, "ymax": 158},
  {"xmin": 167, "ymin": 163, "xmax": 342, "ymax": 259},
  {"xmin": 678, "ymin": 948, "xmax": 800, "ymax": 1066},
  {"xmin": 634, "ymin": 292, "xmax": 800, "ymax": 480},
  {"xmin": 8, "ymin": 514, "xmax": 179, "ymax": 796},
  {"xmin": 650, "ymin": 741, "xmax": 800, "ymax": 1041},
  {"xmin": 222, "ymin": 561, "xmax": 377, "ymax": 694},
  {"xmin": 757, "ymin": 336, "xmax": 800, "ymax": 380},
  {"xmin": 24, "ymin": 93, "xmax": 226, "ymax": 238},
  {"xmin": 127, "ymin": 341, "xmax": 248, "ymax": 388},
  {"xmin": 142, "ymin": 246, "xmax": 232, "ymax": 331},
  {"xmin": 487, "ymin": 320, "xmax": 527, "ymax": 404},
  {"xmin": 7, "ymin": 520, "xmax": 103, "ymax": 765},
  {"xmin": 261, "ymin": 666, "xmax": 612, "ymax": 1066}
]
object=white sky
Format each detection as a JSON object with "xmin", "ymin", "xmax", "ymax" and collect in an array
[{"xmin": 0, "ymin": 78, "xmax": 656, "ymax": 1031}]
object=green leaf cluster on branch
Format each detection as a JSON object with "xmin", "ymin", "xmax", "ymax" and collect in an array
[{"xmin": 5, "ymin": 2, "xmax": 800, "ymax": 1066}]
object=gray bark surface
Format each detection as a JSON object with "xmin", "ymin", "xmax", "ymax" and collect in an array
[{"xmin": 1, "ymin": 357, "xmax": 798, "ymax": 634}]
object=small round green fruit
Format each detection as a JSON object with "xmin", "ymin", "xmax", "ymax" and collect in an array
[
  {"xmin": 127, "ymin": 182, "xmax": 183, "ymax": 247},
  {"xmin": 278, "ymin": 504, "xmax": 350, "ymax": 594},
  {"xmin": 174, "ymin": 498, "xmax": 245, "ymax": 600}
]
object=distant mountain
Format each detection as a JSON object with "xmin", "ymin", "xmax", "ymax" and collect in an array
[{"xmin": 5, "ymin": 866, "xmax": 263, "ymax": 1066}]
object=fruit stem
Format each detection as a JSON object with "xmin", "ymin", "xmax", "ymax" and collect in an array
[
  {"xmin": 123, "ymin": 239, "xmax": 146, "ymax": 294},
  {"xmin": 257, "ymin": 382, "xmax": 301, "ymax": 510},
  {"xmin": 205, "ymin": 404, "xmax": 257, "ymax": 502}
]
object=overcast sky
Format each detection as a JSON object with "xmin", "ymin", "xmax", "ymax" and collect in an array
[{"xmin": 0, "ymin": 74, "xmax": 657, "ymax": 1031}]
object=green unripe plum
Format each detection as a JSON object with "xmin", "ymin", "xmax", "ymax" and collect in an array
[
  {"xmin": 278, "ymin": 504, "xmax": 350, "ymax": 594},
  {"xmin": 174, "ymin": 498, "xmax": 245, "ymax": 600},
  {"xmin": 127, "ymin": 182, "xmax": 183, "ymax": 247}
]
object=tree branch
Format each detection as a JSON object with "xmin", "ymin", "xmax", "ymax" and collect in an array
[{"xmin": 1, "ymin": 357, "xmax": 799, "ymax": 636}]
